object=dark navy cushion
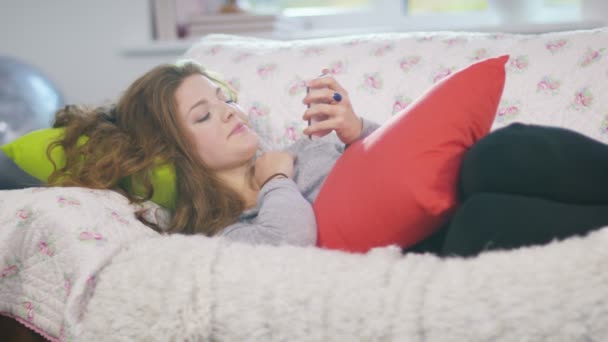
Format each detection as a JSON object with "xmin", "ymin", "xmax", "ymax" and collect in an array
[{"xmin": 0, "ymin": 149, "xmax": 42, "ymax": 189}]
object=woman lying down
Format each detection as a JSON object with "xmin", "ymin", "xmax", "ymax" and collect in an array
[{"xmin": 12, "ymin": 56, "xmax": 608, "ymax": 257}]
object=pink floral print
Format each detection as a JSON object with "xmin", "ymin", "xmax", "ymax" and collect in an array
[
  {"xmin": 287, "ymin": 78, "xmax": 307, "ymax": 96},
  {"xmin": 64, "ymin": 274, "xmax": 73, "ymax": 296},
  {"xmin": 37, "ymin": 240, "xmax": 55, "ymax": 257},
  {"xmin": 399, "ymin": 56, "xmax": 421, "ymax": 73},
  {"xmin": 204, "ymin": 45, "xmax": 222, "ymax": 55},
  {"xmin": 284, "ymin": 126, "xmax": 299, "ymax": 142},
  {"xmin": 17, "ymin": 208, "xmax": 32, "ymax": 221},
  {"xmin": 16, "ymin": 208, "xmax": 34, "ymax": 227},
  {"xmin": 257, "ymin": 64, "xmax": 277, "ymax": 79},
  {"xmin": 508, "ymin": 55, "xmax": 529, "ymax": 72},
  {"xmin": 537, "ymin": 76, "xmax": 561, "ymax": 94},
  {"xmin": 78, "ymin": 231, "xmax": 106, "ymax": 244},
  {"xmin": 469, "ymin": 48, "xmax": 489, "ymax": 61},
  {"xmin": 496, "ymin": 100, "xmax": 521, "ymax": 122},
  {"xmin": 361, "ymin": 72, "xmax": 383, "ymax": 92},
  {"xmin": 546, "ymin": 39, "xmax": 569, "ymax": 54},
  {"xmin": 301, "ymin": 46, "xmax": 325, "ymax": 56},
  {"xmin": 371, "ymin": 43, "xmax": 395, "ymax": 56},
  {"xmin": 279, "ymin": 122, "xmax": 306, "ymax": 145},
  {"xmin": 579, "ymin": 48, "xmax": 605, "ymax": 67},
  {"xmin": 570, "ymin": 87, "xmax": 594, "ymax": 111},
  {"xmin": 22, "ymin": 302, "xmax": 35, "ymax": 321},
  {"xmin": 392, "ymin": 96, "xmax": 412, "ymax": 115},
  {"xmin": 248, "ymin": 102, "xmax": 270, "ymax": 118},
  {"xmin": 87, "ymin": 275, "xmax": 96, "ymax": 288},
  {"xmin": 111, "ymin": 211, "xmax": 130, "ymax": 224},
  {"xmin": 1, "ymin": 264, "xmax": 19, "ymax": 279},
  {"xmin": 431, "ymin": 66, "xmax": 453, "ymax": 83},
  {"xmin": 443, "ymin": 37, "xmax": 467, "ymax": 47},
  {"xmin": 326, "ymin": 60, "xmax": 346, "ymax": 75},
  {"xmin": 57, "ymin": 196, "xmax": 81, "ymax": 207},
  {"xmin": 59, "ymin": 324, "xmax": 66, "ymax": 341},
  {"xmin": 232, "ymin": 52, "xmax": 253, "ymax": 63}
]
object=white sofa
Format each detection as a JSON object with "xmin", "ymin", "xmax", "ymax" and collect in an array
[{"xmin": 1, "ymin": 27, "xmax": 607, "ymax": 341}]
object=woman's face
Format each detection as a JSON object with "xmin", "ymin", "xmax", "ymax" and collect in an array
[{"xmin": 175, "ymin": 74, "xmax": 259, "ymax": 171}]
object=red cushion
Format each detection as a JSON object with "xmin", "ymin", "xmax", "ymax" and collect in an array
[{"xmin": 314, "ymin": 55, "xmax": 508, "ymax": 253}]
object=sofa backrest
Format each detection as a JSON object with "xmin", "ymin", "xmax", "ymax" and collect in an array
[{"xmin": 185, "ymin": 27, "xmax": 608, "ymax": 149}]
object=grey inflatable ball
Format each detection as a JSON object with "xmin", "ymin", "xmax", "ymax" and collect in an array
[
  {"xmin": 0, "ymin": 56, "xmax": 63, "ymax": 189},
  {"xmin": 0, "ymin": 56, "xmax": 64, "ymax": 145}
]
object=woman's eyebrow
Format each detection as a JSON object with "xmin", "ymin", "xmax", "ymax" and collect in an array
[
  {"xmin": 187, "ymin": 88, "xmax": 221, "ymax": 116},
  {"xmin": 188, "ymin": 99, "xmax": 208, "ymax": 116}
]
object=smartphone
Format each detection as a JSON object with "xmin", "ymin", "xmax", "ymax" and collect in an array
[{"xmin": 306, "ymin": 74, "xmax": 331, "ymax": 140}]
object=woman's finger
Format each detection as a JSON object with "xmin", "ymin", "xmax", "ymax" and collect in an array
[
  {"xmin": 302, "ymin": 116, "xmax": 339, "ymax": 136},
  {"xmin": 302, "ymin": 103, "xmax": 344, "ymax": 121},
  {"xmin": 307, "ymin": 75, "xmax": 348, "ymax": 95},
  {"xmin": 303, "ymin": 88, "xmax": 340, "ymax": 106}
]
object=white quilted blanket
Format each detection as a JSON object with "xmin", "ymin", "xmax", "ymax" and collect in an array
[
  {"xmin": 0, "ymin": 187, "xmax": 160, "ymax": 341},
  {"xmin": 1, "ymin": 187, "xmax": 607, "ymax": 341}
]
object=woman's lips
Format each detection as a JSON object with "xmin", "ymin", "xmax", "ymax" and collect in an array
[{"xmin": 229, "ymin": 122, "xmax": 247, "ymax": 137}]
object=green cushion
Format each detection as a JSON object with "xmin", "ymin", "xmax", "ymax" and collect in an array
[{"xmin": 1, "ymin": 128, "xmax": 176, "ymax": 209}]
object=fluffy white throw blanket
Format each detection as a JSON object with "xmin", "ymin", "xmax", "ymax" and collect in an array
[{"xmin": 74, "ymin": 228, "xmax": 608, "ymax": 341}]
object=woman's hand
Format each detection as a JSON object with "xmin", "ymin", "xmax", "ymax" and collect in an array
[
  {"xmin": 254, "ymin": 151, "xmax": 295, "ymax": 188},
  {"xmin": 302, "ymin": 70, "xmax": 363, "ymax": 145}
]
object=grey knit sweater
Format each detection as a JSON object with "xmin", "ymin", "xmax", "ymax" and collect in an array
[{"xmin": 219, "ymin": 118, "xmax": 380, "ymax": 246}]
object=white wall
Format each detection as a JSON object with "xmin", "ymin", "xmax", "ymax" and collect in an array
[{"xmin": 0, "ymin": 0, "xmax": 181, "ymax": 106}]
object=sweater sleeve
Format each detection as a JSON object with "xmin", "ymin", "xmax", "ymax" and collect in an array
[
  {"xmin": 219, "ymin": 178, "xmax": 317, "ymax": 246},
  {"xmin": 359, "ymin": 116, "xmax": 381, "ymax": 140},
  {"xmin": 341, "ymin": 117, "xmax": 381, "ymax": 150}
]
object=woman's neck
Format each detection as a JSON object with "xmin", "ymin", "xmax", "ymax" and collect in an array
[{"xmin": 217, "ymin": 163, "xmax": 258, "ymax": 209}]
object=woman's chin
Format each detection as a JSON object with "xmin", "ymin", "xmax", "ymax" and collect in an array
[{"xmin": 243, "ymin": 137, "xmax": 260, "ymax": 157}]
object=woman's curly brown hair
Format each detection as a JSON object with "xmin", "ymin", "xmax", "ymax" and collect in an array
[{"xmin": 48, "ymin": 60, "xmax": 246, "ymax": 236}]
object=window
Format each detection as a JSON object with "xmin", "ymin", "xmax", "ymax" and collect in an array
[
  {"xmin": 247, "ymin": 0, "xmax": 580, "ymax": 15},
  {"xmin": 248, "ymin": 0, "xmax": 371, "ymax": 12},
  {"xmin": 407, "ymin": 0, "xmax": 487, "ymax": 14},
  {"xmin": 258, "ymin": 0, "xmax": 586, "ymax": 36},
  {"xmin": 153, "ymin": 0, "xmax": 596, "ymax": 42}
]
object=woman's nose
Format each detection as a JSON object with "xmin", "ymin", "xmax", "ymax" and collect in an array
[{"xmin": 221, "ymin": 103, "xmax": 235, "ymax": 122}]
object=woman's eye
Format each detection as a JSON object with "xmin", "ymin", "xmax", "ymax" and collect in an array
[
  {"xmin": 195, "ymin": 113, "xmax": 210, "ymax": 123},
  {"xmin": 225, "ymin": 99, "xmax": 235, "ymax": 104}
]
